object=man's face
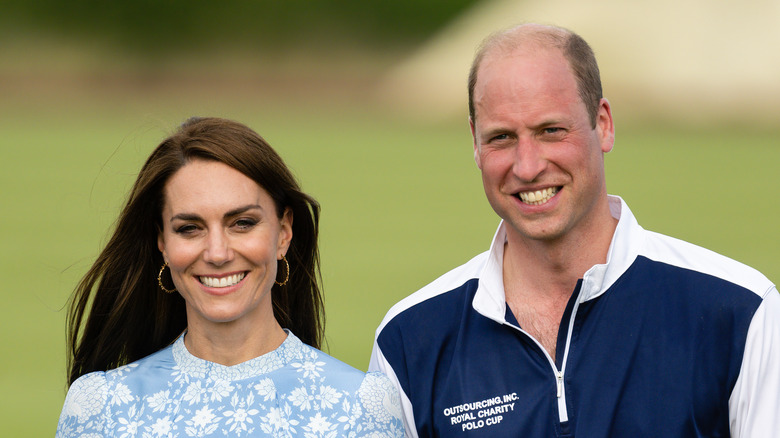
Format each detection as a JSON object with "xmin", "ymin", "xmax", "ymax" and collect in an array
[{"xmin": 470, "ymin": 45, "xmax": 614, "ymax": 245}]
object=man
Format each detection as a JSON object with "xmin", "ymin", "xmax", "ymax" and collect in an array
[{"xmin": 369, "ymin": 23, "xmax": 779, "ymax": 437}]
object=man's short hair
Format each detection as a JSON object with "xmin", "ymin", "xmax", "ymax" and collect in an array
[{"xmin": 468, "ymin": 24, "xmax": 603, "ymax": 128}]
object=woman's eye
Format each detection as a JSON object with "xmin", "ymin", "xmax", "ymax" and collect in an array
[
  {"xmin": 174, "ymin": 224, "xmax": 198, "ymax": 235},
  {"xmin": 234, "ymin": 219, "xmax": 258, "ymax": 230}
]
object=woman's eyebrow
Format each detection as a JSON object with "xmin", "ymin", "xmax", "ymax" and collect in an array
[
  {"xmin": 169, "ymin": 204, "xmax": 263, "ymax": 223},
  {"xmin": 170, "ymin": 213, "xmax": 201, "ymax": 223},
  {"xmin": 223, "ymin": 204, "xmax": 263, "ymax": 218}
]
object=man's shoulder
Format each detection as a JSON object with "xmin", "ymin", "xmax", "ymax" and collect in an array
[
  {"xmin": 375, "ymin": 251, "xmax": 490, "ymax": 333},
  {"xmin": 639, "ymin": 229, "xmax": 775, "ymax": 298}
]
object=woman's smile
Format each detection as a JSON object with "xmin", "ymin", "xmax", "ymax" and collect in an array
[{"xmin": 198, "ymin": 271, "xmax": 247, "ymax": 288}]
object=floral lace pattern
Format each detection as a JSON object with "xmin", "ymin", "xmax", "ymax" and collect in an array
[{"xmin": 57, "ymin": 332, "xmax": 404, "ymax": 437}]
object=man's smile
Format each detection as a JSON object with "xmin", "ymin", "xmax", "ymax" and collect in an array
[{"xmin": 517, "ymin": 187, "xmax": 560, "ymax": 205}]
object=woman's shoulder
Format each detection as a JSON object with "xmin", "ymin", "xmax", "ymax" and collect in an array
[
  {"xmin": 283, "ymin": 335, "xmax": 366, "ymax": 384},
  {"xmin": 281, "ymin": 334, "xmax": 405, "ymax": 436},
  {"xmin": 284, "ymin": 333, "xmax": 398, "ymax": 391},
  {"xmin": 57, "ymin": 371, "xmax": 109, "ymax": 436},
  {"xmin": 358, "ymin": 371, "xmax": 398, "ymax": 396},
  {"xmin": 57, "ymin": 345, "xmax": 176, "ymax": 434},
  {"xmin": 96, "ymin": 343, "xmax": 176, "ymax": 386},
  {"xmin": 62, "ymin": 371, "xmax": 109, "ymax": 413},
  {"xmin": 355, "ymin": 372, "xmax": 404, "ymax": 427}
]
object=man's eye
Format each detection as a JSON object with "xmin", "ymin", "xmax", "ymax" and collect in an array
[
  {"xmin": 490, "ymin": 134, "xmax": 510, "ymax": 142},
  {"xmin": 543, "ymin": 127, "xmax": 563, "ymax": 135}
]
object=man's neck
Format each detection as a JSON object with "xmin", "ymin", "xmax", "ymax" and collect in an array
[
  {"xmin": 502, "ymin": 203, "xmax": 618, "ymax": 298},
  {"xmin": 501, "ymin": 208, "xmax": 618, "ymax": 360}
]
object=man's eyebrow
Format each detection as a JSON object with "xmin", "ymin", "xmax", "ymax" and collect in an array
[
  {"xmin": 531, "ymin": 118, "xmax": 565, "ymax": 129},
  {"xmin": 169, "ymin": 204, "xmax": 263, "ymax": 223},
  {"xmin": 478, "ymin": 126, "xmax": 512, "ymax": 139},
  {"xmin": 478, "ymin": 117, "xmax": 568, "ymax": 137}
]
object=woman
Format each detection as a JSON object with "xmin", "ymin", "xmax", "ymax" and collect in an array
[{"xmin": 57, "ymin": 117, "xmax": 403, "ymax": 437}]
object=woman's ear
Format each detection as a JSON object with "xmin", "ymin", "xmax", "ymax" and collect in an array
[
  {"xmin": 278, "ymin": 207, "xmax": 293, "ymax": 256},
  {"xmin": 157, "ymin": 232, "xmax": 166, "ymax": 259}
]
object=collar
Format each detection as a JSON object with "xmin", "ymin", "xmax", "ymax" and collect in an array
[
  {"xmin": 171, "ymin": 329, "xmax": 305, "ymax": 381},
  {"xmin": 473, "ymin": 195, "xmax": 644, "ymax": 323}
]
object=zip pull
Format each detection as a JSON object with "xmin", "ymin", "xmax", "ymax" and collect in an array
[{"xmin": 556, "ymin": 372, "xmax": 564, "ymax": 398}]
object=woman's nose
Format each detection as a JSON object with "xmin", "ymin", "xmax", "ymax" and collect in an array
[{"xmin": 203, "ymin": 230, "xmax": 233, "ymax": 266}]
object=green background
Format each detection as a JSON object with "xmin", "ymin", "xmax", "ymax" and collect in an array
[{"xmin": 1, "ymin": 2, "xmax": 778, "ymax": 435}]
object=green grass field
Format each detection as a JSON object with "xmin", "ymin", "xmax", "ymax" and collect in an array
[{"xmin": 2, "ymin": 74, "xmax": 778, "ymax": 435}]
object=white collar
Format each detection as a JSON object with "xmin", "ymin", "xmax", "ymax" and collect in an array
[{"xmin": 472, "ymin": 195, "xmax": 643, "ymax": 322}]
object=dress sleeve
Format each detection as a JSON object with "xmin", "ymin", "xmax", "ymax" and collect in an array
[
  {"xmin": 56, "ymin": 372, "xmax": 108, "ymax": 437},
  {"xmin": 370, "ymin": 324, "xmax": 417, "ymax": 437},
  {"xmin": 729, "ymin": 287, "xmax": 780, "ymax": 437},
  {"xmin": 350, "ymin": 371, "xmax": 405, "ymax": 437}
]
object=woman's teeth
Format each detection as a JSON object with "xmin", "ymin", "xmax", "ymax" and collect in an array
[
  {"xmin": 199, "ymin": 272, "xmax": 246, "ymax": 288},
  {"xmin": 518, "ymin": 187, "xmax": 559, "ymax": 205}
]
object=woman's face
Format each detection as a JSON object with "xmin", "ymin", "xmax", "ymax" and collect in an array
[{"xmin": 157, "ymin": 159, "xmax": 292, "ymax": 332}]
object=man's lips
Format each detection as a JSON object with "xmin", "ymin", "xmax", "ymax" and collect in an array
[{"xmin": 516, "ymin": 187, "xmax": 560, "ymax": 205}]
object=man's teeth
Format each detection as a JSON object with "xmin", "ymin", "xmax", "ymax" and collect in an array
[
  {"xmin": 199, "ymin": 273, "xmax": 246, "ymax": 288},
  {"xmin": 518, "ymin": 187, "xmax": 559, "ymax": 205}
]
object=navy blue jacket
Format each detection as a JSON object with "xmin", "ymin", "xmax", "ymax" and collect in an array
[{"xmin": 370, "ymin": 197, "xmax": 779, "ymax": 437}]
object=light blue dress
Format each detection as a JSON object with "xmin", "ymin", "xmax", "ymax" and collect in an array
[{"xmin": 56, "ymin": 332, "xmax": 404, "ymax": 437}]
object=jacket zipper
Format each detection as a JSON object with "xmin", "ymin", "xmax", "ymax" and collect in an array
[
  {"xmin": 508, "ymin": 326, "xmax": 570, "ymax": 423},
  {"xmin": 510, "ymin": 294, "xmax": 582, "ymax": 425}
]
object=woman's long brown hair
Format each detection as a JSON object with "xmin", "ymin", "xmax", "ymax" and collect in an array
[{"xmin": 67, "ymin": 117, "xmax": 323, "ymax": 385}]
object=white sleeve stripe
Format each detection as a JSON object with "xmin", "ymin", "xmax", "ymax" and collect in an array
[{"xmin": 728, "ymin": 288, "xmax": 780, "ymax": 437}]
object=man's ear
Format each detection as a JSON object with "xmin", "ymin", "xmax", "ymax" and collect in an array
[
  {"xmin": 596, "ymin": 98, "xmax": 615, "ymax": 153},
  {"xmin": 470, "ymin": 117, "xmax": 482, "ymax": 169}
]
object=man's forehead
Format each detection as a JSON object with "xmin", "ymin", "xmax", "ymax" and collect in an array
[
  {"xmin": 475, "ymin": 47, "xmax": 573, "ymax": 97},
  {"xmin": 481, "ymin": 41, "xmax": 566, "ymax": 71},
  {"xmin": 471, "ymin": 48, "xmax": 584, "ymax": 128}
]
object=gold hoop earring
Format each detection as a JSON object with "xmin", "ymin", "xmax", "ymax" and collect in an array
[
  {"xmin": 158, "ymin": 262, "xmax": 177, "ymax": 294},
  {"xmin": 275, "ymin": 255, "xmax": 289, "ymax": 286}
]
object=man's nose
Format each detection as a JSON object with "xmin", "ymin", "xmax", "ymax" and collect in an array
[{"xmin": 512, "ymin": 140, "xmax": 547, "ymax": 182}]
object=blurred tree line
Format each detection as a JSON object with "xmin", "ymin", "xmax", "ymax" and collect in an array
[{"xmin": 3, "ymin": 0, "xmax": 480, "ymax": 55}]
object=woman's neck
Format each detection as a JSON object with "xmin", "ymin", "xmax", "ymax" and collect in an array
[{"xmin": 183, "ymin": 316, "xmax": 288, "ymax": 366}]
